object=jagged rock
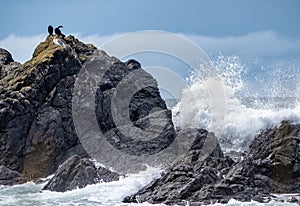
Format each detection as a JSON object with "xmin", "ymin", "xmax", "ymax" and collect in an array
[
  {"xmin": 42, "ymin": 155, "xmax": 119, "ymax": 192},
  {"xmin": 124, "ymin": 129, "xmax": 234, "ymax": 205},
  {"xmin": 94, "ymin": 59, "xmax": 175, "ymax": 156},
  {"xmin": 0, "ymin": 165, "xmax": 23, "ymax": 185},
  {"xmin": 0, "ymin": 35, "xmax": 175, "ymax": 183},
  {"xmin": 186, "ymin": 122, "xmax": 300, "ymax": 204},
  {"xmin": 97, "ymin": 167, "xmax": 120, "ymax": 183},
  {"xmin": 0, "ymin": 48, "xmax": 21, "ymax": 79},
  {"xmin": 124, "ymin": 121, "xmax": 300, "ymax": 205},
  {"xmin": 0, "ymin": 36, "xmax": 90, "ymax": 179},
  {"xmin": 0, "ymin": 48, "xmax": 13, "ymax": 64},
  {"xmin": 73, "ymin": 53, "xmax": 176, "ymax": 173},
  {"xmin": 247, "ymin": 121, "xmax": 300, "ymax": 193}
]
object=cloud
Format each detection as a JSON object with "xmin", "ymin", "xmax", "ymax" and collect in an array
[
  {"xmin": 0, "ymin": 31, "xmax": 299, "ymax": 63},
  {"xmin": 0, "ymin": 32, "xmax": 127, "ymax": 63},
  {"xmin": 184, "ymin": 31, "xmax": 300, "ymax": 58},
  {"xmin": 0, "ymin": 34, "xmax": 46, "ymax": 63}
]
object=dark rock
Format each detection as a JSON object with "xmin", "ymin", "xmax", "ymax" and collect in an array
[
  {"xmin": 72, "ymin": 51, "xmax": 176, "ymax": 173},
  {"xmin": 0, "ymin": 36, "xmax": 88, "ymax": 179},
  {"xmin": 124, "ymin": 129, "xmax": 234, "ymax": 205},
  {"xmin": 97, "ymin": 167, "xmax": 120, "ymax": 182},
  {"xmin": 0, "ymin": 165, "xmax": 23, "ymax": 185},
  {"xmin": 42, "ymin": 155, "xmax": 119, "ymax": 192},
  {"xmin": 0, "ymin": 35, "xmax": 174, "ymax": 184},
  {"xmin": 94, "ymin": 59, "xmax": 176, "ymax": 156},
  {"xmin": 0, "ymin": 48, "xmax": 21, "ymax": 79},
  {"xmin": 246, "ymin": 121, "xmax": 300, "ymax": 193},
  {"xmin": 0, "ymin": 48, "xmax": 14, "ymax": 64},
  {"xmin": 124, "ymin": 121, "xmax": 300, "ymax": 205}
]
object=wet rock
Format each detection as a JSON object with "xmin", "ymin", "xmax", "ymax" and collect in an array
[
  {"xmin": 42, "ymin": 155, "xmax": 119, "ymax": 192},
  {"xmin": 0, "ymin": 35, "xmax": 174, "ymax": 184},
  {"xmin": 0, "ymin": 165, "xmax": 23, "ymax": 185},
  {"xmin": 73, "ymin": 54, "xmax": 176, "ymax": 173},
  {"xmin": 124, "ymin": 129, "xmax": 234, "ymax": 205},
  {"xmin": 0, "ymin": 36, "xmax": 89, "ymax": 179},
  {"xmin": 97, "ymin": 167, "xmax": 120, "ymax": 183},
  {"xmin": 124, "ymin": 121, "xmax": 300, "ymax": 205},
  {"xmin": 94, "ymin": 59, "xmax": 175, "ymax": 157}
]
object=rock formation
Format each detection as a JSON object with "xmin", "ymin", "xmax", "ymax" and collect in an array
[
  {"xmin": 1, "ymin": 35, "xmax": 299, "ymax": 203},
  {"xmin": 42, "ymin": 155, "xmax": 119, "ymax": 192},
  {"xmin": 0, "ymin": 36, "xmax": 91, "ymax": 181},
  {"xmin": 124, "ymin": 121, "xmax": 300, "ymax": 204},
  {"xmin": 0, "ymin": 35, "xmax": 175, "ymax": 188}
]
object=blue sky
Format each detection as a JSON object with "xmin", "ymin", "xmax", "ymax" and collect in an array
[
  {"xmin": 1, "ymin": 0, "xmax": 300, "ymax": 39},
  {"xmin": 1, "ymin": 0, "xmax": 300, "ymax": 98}
]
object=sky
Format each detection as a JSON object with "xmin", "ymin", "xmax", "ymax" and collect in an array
[
  {"xmin": 1, "ymin": 0, "xmax": 300, "ymax": 39},
  {"xmin": 0, "ymin": 0, "xmax": 300, "ymax": 97}
]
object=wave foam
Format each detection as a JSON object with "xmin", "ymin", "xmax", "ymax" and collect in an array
[{"xmin": 172, "ymin": 54, "xmax": 300, "ymax": 150}]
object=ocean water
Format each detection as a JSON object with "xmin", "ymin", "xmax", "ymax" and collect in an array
[
  {"xmin": 1, "ymin": 55, "xmax": 300, "ymax": 205},
  {"xmin": 0, "ymin": 167, "xmax": 163, "ymax": 206},
  {"xmin": 0, "ymin": 169, "xmax": 298, "ymax": 206}
]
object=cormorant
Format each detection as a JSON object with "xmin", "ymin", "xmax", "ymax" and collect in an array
[
  {"xmin": 48, "ymin": 25, "xmax": 53, "ymax": 35},
  {"xmin": 55, "ymin": 25, "xmax": 65, "ymax": 37}
]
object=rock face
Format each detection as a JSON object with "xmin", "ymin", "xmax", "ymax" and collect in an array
[
  {"xmin": 95, "ymin": 59, "xmax": 175, "ymax": 156},
  {"xmin": 0, "ymin": 35, "xmax": 174, "ymax": 184},
  {"xmin": 124, "ymin": 129, "xmax": 234, "ymax": 205},
  {"xmin": 124, "ymin": 121, "xmax": 300, "ymax": 205},
  {"xmin": 0, "ymin": 165, "xmax": 23, "ymax": 185},
  {"xmin": 42, "ymin": 155, "xmax": 119, "ymax": 192},
  {"xmin": 0, "ymin": 36, "xmax": 92, "ymax": 181},
  {"xmin": 0, "ymin": 48, "xmax": 21, "ymax": 79},
  {"xmin": 72, "ymin": 51, "xmax": 176, "ymax": 173},
  {"xmin": 246, "ymin": 121, "xmax": 300, "ymax": 193}
]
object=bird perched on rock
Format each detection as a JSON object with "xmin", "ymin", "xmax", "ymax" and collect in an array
[
  {"xmin": 48, "ymin": 25, "xmax": 53, "ymax": 35},
  {"xmin": 53, "ymin": 37, "xmax": 65, "ymax": 47},
  {"xmin": 55, "ymin": 26, "xmax": 65, "ymax": 37}
]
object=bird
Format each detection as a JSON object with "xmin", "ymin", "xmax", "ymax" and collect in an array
[
  {"xmin": 54, "ymin": 25, "xmax": 65, "ymax": 37},
  {"xmin": 48, "ymin": 25, "xmax": 53, "ymax": 35},
  {"xmin": 53, "ymin": 37, "xmax": 65, "ymax": 47}
]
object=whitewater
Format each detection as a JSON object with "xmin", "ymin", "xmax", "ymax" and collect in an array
[
  {"xmin": 0, "ymin": 167, "xmax": 298, "ymax": 206},
  {"xmin": 1, "ymin": 54, "xmax": 299, "ymax": 206},
  {"xmin": 173, "ymin": 54, "xmax": 300, "ymax": 150}
]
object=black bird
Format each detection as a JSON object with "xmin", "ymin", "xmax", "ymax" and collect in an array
[
  {"xmin": 55, "ymin": 25, "xmax": 65, "ymax": 37},
  {"xmin": 48, "ymin": 25, "xmax": 53, "ymax": 35}
]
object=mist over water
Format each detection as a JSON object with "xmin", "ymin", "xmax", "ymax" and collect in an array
[{"xmin": 172, "ymin": 54, "xmax": 300, "ymax": 150}]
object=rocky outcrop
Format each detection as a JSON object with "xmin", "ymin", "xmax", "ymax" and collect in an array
[
  {"xmin": 0, "ymin": 48, "xmax": 21, "ymax": 79},
  {"xmin": 95, "ymin": 59, "xmax": 175, "ymax": 156},
  {"xmin": 124, "ymin": 121, "xmax": 300, "ymax": 205},
  {"xmin": 42, "ymin": 155, "xmax": 119, "ymax": 192},
  {"xmin": 72, "ymin": 51, "xmax": 176, "ymax": 173},
  {"xmin": 0, "ymin": 165, "xmax": 23, "ymax": 185},
  {"xmin": 124, "ymin": 129, "xmax": 234, "ymax": 205},
  {"xmin": 0, "ymin": 35, "xmax": 91, "ymax": 180},
  {"xmin": 0, "ymin": 35, "xmax": 175, "ymax": 184}
]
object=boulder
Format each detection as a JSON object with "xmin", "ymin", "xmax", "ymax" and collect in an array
[
  {"xmin": 0, "ymin": 165, "xmax": 23, "ymax": 185},
  {"xmin": 42, "ymin": 155, "xmax": 119, "ymax": 192}
]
